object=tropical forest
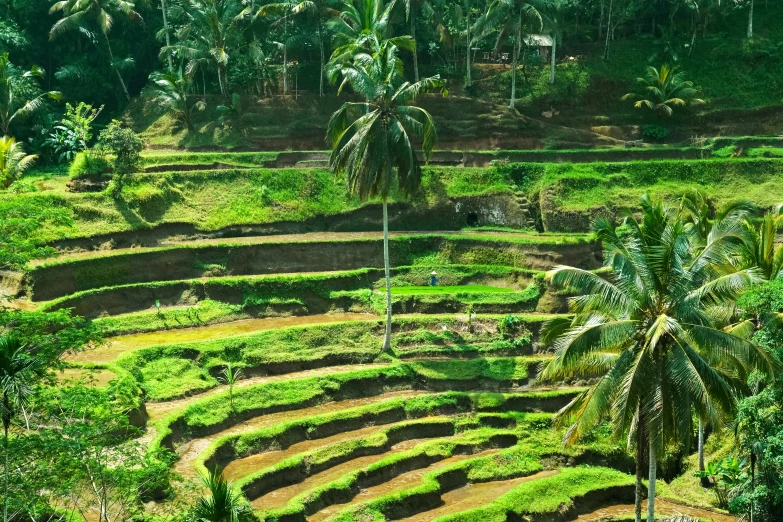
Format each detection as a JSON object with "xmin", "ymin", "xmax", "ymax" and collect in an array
[{"xmin": 1, "ymin": 0, "xmax": 783, "ymax": 521}]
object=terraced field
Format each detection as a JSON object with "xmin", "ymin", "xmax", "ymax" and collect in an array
[{"xmin": 19, "ymin": 151, "xmax": 742, "ymax": 522}]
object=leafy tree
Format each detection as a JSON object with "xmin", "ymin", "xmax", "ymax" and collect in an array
[
  {"xmin": 540, "ymin": 195, "xmax": 778, "ymax": 522},
  {"xmin": 49, "ymin": 0, "xmax": 144, "ymax": 101},
  {"xmin": 0, "ymin": 52, "xmax": 60, "ymax": 137},
  {"xmin": 0, "ymin": 136, "xmax": 36, "ymax": 189},
  {"xmin": 143, "ymin": 71, "xmax": 206, "ymax": 130},
  {"xmin": 472, "ymin": 0, "xmax": 546, "ymax": 109},
  {"xmin": 192, "ymin": 469, "xmax": 247, "ymax": 522},
  {"xmin": 98, "ymin": 120, "xmax": 143, "ymax": 174},
  {"xmin": 327, "ymin": 41, "xmax": 444, "ymax": 351},
  {"xmin": 1, "ymin": 335, "xmax": 45, "ymax": 522},
  {"xmin": 621, "ymin": 64, "xmax": 705, "ymax": 118}
]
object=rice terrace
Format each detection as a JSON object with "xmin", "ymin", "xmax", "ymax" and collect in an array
[{"xmin": 2, "ymin": 1, "xmax": 783, "ymax": 522}]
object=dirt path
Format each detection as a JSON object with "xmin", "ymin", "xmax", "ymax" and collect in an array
[
  {"xmin": 573, "ymin": 499, "xmax": 739, "ymax": 521},
  {"xmin": 37, "ymin": 230, "xmax": 576, "ymax": 264}
]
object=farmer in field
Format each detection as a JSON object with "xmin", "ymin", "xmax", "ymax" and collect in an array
[{"xmin": 430, "ymin": 271, "xmax": 439, "ymax": 287}]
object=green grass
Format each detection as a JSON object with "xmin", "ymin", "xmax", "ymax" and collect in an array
[{"xmin": 391, "ymin": 285, "xmax": 514, "ymax": 295}]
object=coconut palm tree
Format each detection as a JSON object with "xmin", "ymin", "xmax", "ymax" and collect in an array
[
  {"xmin": 326, "ymin": 41, "xmax": 444, "ymax": 351},
  {"xmin": 738, "ymin": 209, "xmax": 783, "ymax": 281},
  {"xmin": 143, "ymin": 71, "xmax": 206, "ymax": 130},
  {"xmin": 49, "ymin": 0, "xmax": 143, "ymax": 101},
  {"xmin": 1, "ymin": 335, "xmax": 45, "ymax": 522},
  {"xmin": 218, "ymin": 363, "xmax": 243, "ymax": 410},
  {"xmin": 540, "ymin": 195, "xmax": 778, "ymax": 522},
  {"xmin": 250, "ymin": 0, "xmax": 337, "ymax": 97},
  {"xmin": 621, "ymin": 64, "xmax": 705, "ymax": 118},
  {"xmin": 192, "ymin": 469, "xmax": 244, "ymax": 522},
  {"xmin": 0, "ymin": 136, "xmax": 38, "ymax": 189},
  {"xmin": 0, "ymin": 53, "xmax": 61, "ymax": 138},
  {"xmin": 472, "ymin": 0, "xmax": 548, "ymax": 109},
  {"xmin": 163, "ymin": 0, "xmax": 244, "ymax": 97}
]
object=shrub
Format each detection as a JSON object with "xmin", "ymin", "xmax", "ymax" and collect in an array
[
  {"xmin": 69, "ymin": 151, "xmax": 112, "ymax": 179},
  {"xmin": 712, "ymin": 145, "xmax": 737, "ymax": 158},
  {"xmin": 44, "ymin": 102, "xmax": 103, "ymax": 163},
  {"xmin": 642, "ymin": 124, "xmax": 670, "ymax": 140},
  {"xmin": 98, "ymin": 120, "xmax": 143, "ymax": 174}
]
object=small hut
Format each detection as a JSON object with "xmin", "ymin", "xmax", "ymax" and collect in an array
[{"xmin": 524, "ymin": 34, "xmax": 554, "ymax": 61}]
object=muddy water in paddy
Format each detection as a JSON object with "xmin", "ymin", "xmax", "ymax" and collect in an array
[
  {"xmin": 309, "ymin": 447, "xmax": 503, "ymax": 522},
  {"xmin": 400, "ymin": 470, "xmax": 560, "ymax": 521},
  {"xmin": 66, "ymin": 313, "xmax": 374, "ymax": 364},
  {"xmin": 56, "ymin": 367, "xmax": 117, "ymax": 387},
  {"xmin": 173, "ymin": 390, "xmax": 430, "ymax": 478},
  {"xmin": 574, "ymin": 499, "xmax": 739, "ymax": 522},
  {"xmin": 253, "ymin": 436, "xmax": 444, "ymax": 512}
]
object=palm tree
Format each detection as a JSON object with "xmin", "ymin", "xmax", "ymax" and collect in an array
[
  {"xmin": 0, "ymin": 136, "xmax": 38, "ymax": 189},
  {"xmin": 192, "ymin": 469, "xmax": 244, "ymax": 522},
  {"xmin": 49, "ymin": 0, "xmax": 143, "ymax": 101},
  {"xmin": 251, "ymin": 0, "xmax": 337, "ymax": 97},
  {"xmin": 143, "ymin": 71, "xmax": 206, "ymax": 131},
  {"xmin": 218, "ymin": 363, "xmax": 243, "ymax": 410},
  {"xmin": 0, "ymin": 53, "xmax": 61, "ymax": 138},
  {"xmin": 328, "ymin": 0, "xmax": 413, "ymax": 67},
  {"xmin": 472, "ymin": 0, "xmax": 547, "ymax": 109},
  {"xmin": 1, "ymin": 335, "xmax": 44, "ymax": 522},
  {"xmin": 163, "ymin": 0, "xmax": 244, "ymax": 97},
  {"xmin": 327, "ymin": 41, "xmax": 444, "ymax": 351},
  {"xmin": 738, "ymin": 209, "xmax": 783, "ymax": 281},
  {"xmin": 621, "ymin": 64, "xmax": 705, "ymax": 119},
  {"xmin": 540, "ymin": 195, "xmax": 778, "ymax": 522}
]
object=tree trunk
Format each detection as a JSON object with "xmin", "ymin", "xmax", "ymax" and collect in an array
[
  {"xmin": 4, "ymin": 421, "xmax": 8, "ymax": 522},
  {"xmin": 382, "ymin": 200, "xmax": 392, "ymax": 352},
  {"xmin": 465, "ymin": 10, "xmax": 471, "ymax": 87},
  {"xmin": 161, "ymin": 0, "xmax": 174, "ymax": 72},
  {"xmin": 103, "ymin": 34, "xmax": 130, "ymax": 101},
  {"xmin": 318, "ymin": 20, "xmax": 325, "ymax": 96},
  {"xmin": 283, "ymin": 16, "xmax": 288, "ymax": 94},
  {"xmin": 647, "ymin": 440, "xmax": 657, "ymax": 522},
  {"xmin": 549, "ymin": 30, "xmax": 556, "ymax": 84},
  {"xmin": 603, "ymin": 0, "xmax": 613, "ymax": 60},
  {"xmin": 509, "ymin": 19, "xmax": 520, "ymax": 109},
  {"xmin": 747, "ymin": 0, "xmax": 754, "ymax": 38},
  {"xmin": 635, "ymin": 421, "xmax": 645, "ymax": 522},
  {"xmin": 599, "ymin": 0, "xmax": 605, "ymax": 38},
  {"xmin": 698, "ymin": 419, "xmax": 709, "ymax": 487},
  {"xmin": 411, "ymin": 15, "xmax": 419, "ymax": 82}
]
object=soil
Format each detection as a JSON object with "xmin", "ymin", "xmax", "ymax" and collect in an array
[{"xmin": 573, "ymin": 499, "xmax": 739, "ymax": 521}]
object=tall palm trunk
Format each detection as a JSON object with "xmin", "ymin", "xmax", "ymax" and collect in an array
[
  {"xmin": 549, "ymin": 31, "xmax": 556, "ymax": 84},
  {"xmin": 382, "ymin": 200, "xmax": 392, "ymax": 352},
  {"xmin": 747, "ymin": 0, "xmax": 754, "ymax": 38},
  {"xmin": 318, "ymin": 20, "xmax": 325, "ymax": 96},
  {"xmin": 465, "ymin": 10, "xmax": 471, "ymax": 87},
  {"xmin": 161, "ymin": 0, "xmax": 174, "ymax": 72},
  {"xmin": 509, "ymin": 18, "xmax": 521, "ymax": 109},
  {"xmin": 102, "ymin": 33, "xmax": 130, "ymax": 101},
  {"xmin": 411, "ymin": 15, "xmax": 419, "ymax": 82},
  {"xmin": 603, "ymin": 0, "xmax": 614, "ymax": 59},
  {"xmin": 283, "ymin": 16, "xmax": 289, "ymax": 94},
  {"xmin": 647, "ymin": 440, "xmax": 657, "ymax": 522},
  {"xmin": 698, "ymin": 418, "xmax": 708, "ymax": 487},
  {"xmin": 635, "ymin": 419, "xmax": 645, "ymax": 522}
]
